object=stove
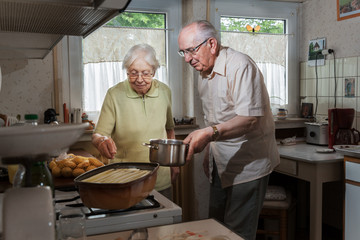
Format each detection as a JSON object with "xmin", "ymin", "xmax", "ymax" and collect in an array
[{"xmin": 54, "ymin": 189, "xmax": 182, "ymax": 236}]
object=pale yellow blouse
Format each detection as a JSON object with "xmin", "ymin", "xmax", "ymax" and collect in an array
[{"xmin": 95, "ymin": 79, "xmax": 175, "ymax": 191}]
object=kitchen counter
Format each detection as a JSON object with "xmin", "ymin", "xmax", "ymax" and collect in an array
[
  {"xmin": 276, "ymin": 142, "xmax": 344, "ymax": 240},
  {"xmin": 278, "ymin": 142, "xmax": 344, "ymax": 163},
  {"xmin": 86, "ymin": 218, "xmax": 243, "ymax": 240}
]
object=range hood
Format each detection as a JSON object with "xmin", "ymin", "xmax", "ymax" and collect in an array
[{"xmin": 0, "ymin": 0, "xmax": 131, "ymax": 59}]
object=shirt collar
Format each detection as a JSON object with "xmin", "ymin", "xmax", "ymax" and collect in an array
[
  {"xmin": 125, "ymin": 79, "xmax": 159, "ymax": 98},
  {"xmin": 211, "ymin": 47, "xmax": 227, "ymax": 78}
]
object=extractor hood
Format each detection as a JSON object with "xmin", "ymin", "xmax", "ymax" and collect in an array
[{"xmin": 0, "ymin": 0, "xmax": 131, "ymax": 59}]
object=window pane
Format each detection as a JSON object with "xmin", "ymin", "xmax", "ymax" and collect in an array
[
  {"xmin": 82, "ymin": 12, "xmax": 167, "ymax": 113},
  {"xmin": 106, "ymin": 12, "xmax": 165, "ymax": 29},
  {"xmin": 221, "ymin": 17, "xmax": 284, "ymax": 34},
  {"xmin": 220, "ymin": 16, "xmax": 287, "ymax": 110}
]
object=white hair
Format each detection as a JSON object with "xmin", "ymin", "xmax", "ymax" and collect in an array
[
  {"xmin": 122, "ymin": 44, "xmax": 160, "ymax": 72},
  {"xmin": 194, "ymin": 20, "xmax": 220, "ymax": 44}
]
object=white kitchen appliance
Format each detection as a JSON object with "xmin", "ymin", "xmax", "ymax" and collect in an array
[
  {"xmin": 54, "ymin": 189, "xmax": 182, "ymax": 236},
  {"xmin": 305, "ymin": 122, "xmax": 329, "ymax": 146},
  {"xmin": 0, "ymin": 123, "xmax": 89, "ymax": 239},
  {"xmin": 2, "ymin": 187, "xmax": 55, "ymax": 240}
]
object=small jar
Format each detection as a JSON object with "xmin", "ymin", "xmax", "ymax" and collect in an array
[{"xmin": 24, "ymin": 114, "xmax": 38, "ymax": 126}]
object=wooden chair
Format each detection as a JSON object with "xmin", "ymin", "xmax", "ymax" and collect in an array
[{"xmin": 256, "ymin": 187, "xmax": 293, "ymax": 240}]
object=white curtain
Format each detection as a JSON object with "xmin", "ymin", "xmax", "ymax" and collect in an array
[
  {"xmin": 82, "ymin": 27, "xmax": 167, "ymax": 116},
  {"xmin": 83, "ymin": 62, "xmax": 166, "ymax": 112},
  {"xmin": 221, "ymin": 32, "xmax": 287, "ymax": 107}
]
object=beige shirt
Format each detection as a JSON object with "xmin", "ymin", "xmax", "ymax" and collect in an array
[
  {"xmin": 95, "ymin": 79, "xmax": 174, "ymax": 191},
  {"xmin": 198, "ymin": 47, "xmax": 280, "ymax": 188}
]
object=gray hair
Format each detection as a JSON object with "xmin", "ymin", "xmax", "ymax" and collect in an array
[
  {"xmin": 194, "ymin": 20, "xmax": 220, "ymax": 44},
  {"xmin": 122, "ymin": 44, "xmax": 160, "ymax": 72}
]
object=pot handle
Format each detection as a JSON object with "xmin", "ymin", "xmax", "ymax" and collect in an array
[{"xmin": 142, "ymin": 143, "xmax": 159, "ymax": 150}]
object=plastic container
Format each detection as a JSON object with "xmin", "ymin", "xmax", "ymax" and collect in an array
[
  {"xmin": 7, "ymin": 164, "xmax": 19, "ymax": 184},
  {"xmin": 24, "ymin": 114, "xmax": 38, "ymax": 125}
]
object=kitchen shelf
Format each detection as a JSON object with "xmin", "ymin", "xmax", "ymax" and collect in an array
[{"xmin": 275, "ymin": 118, "xmax": 307, "ymax": 129}]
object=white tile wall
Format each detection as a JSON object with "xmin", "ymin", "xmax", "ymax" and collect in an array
[
  {"xmin": 300, "ymin": 56, "xmax": 360, "ymax": 129},
  {"xmin": 343, "ymin": 57, "xmax": 358, "ymax": 77},
  {"xmin": 329, "ymin": 58, "xmax": 343, "ymax": 78}
]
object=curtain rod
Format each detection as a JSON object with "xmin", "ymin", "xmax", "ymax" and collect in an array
[
  {"xmin": 220, "ymin": 30, "xmax": 294, "ymax": 37},
  {"xmin": 104, "ymin": 26, "xmax": 173, "ymax": 31}
]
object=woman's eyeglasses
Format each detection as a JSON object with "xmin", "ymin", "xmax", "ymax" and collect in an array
[
  {"xmin": 178, "ymin": 38, "xmax": 210, "ymax": 57},
  {"xmin": 127, "ymin": 71, "xmax": 153, "ymax": 80}
]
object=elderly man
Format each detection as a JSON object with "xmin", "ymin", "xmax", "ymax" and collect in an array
[{"xmin": 178, "ymin": 20, "xmax": 280, "ymax": 240}]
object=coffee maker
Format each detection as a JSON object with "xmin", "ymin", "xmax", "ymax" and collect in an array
[{"xmin": 328, "ymin": 108, "xmax": 360, "ymax": 149}]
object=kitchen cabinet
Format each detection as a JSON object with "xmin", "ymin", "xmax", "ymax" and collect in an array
[{"xmin": 344, "ymin": 156, "xmax": 360, "ymax": 240}]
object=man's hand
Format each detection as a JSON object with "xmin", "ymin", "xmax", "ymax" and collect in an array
[{"xmin": 183, "ymin": 127, "xmax": 212, "ymax": 162}]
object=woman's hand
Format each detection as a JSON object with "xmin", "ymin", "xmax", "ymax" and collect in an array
[
  {"xmin": 170, "ymin": 167, "xmax": 180, "ymax": 183},
  {"xmin": 92, "ymin": 133, "xmax": 117, "ymax": 159}
]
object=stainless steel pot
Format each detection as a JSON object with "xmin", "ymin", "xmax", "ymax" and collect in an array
[{"xmin": 142, "ymin": 139, "xmax": 188, "ymax": 166}]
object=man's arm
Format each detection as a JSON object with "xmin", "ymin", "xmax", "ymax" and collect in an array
[{"xmin": 183, "ymin": 115, "xmax": 259, "ymax": 161}]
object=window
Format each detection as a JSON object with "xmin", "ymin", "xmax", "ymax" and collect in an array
[
  {"xmin": 220, "ymin": 17, "xmax": 287, "ymax": 112},
  {"xmin": 59, "ymin": 0, "xmax": 182, "ymax": 122},
  {"xmin": 82, "ymin": 12, "xmax": 167, "ymax": 113},
  {"xmin": 213, "ymin": 0, "xmax": 299, "ymax": 115}
]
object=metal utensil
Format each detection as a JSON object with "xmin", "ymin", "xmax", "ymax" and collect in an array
[{"xmin": 143, "ymin": 139, "xmax": 188, "ymax": 166}]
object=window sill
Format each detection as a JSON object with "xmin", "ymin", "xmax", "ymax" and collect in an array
[{"xmin": 274, "ymin": 118, "xmax": 307, "ymax": 129}]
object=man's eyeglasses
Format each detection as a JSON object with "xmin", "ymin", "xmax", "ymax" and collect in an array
[
  {"xmin": 178, "ymin": 38, "xmax": 209, "ymax": 57},
  {"xmin": 127, "ymin": 71, "xmax": 153, "ymax": 80}
]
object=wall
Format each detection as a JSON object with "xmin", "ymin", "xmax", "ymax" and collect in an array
[
  {"xmin": 299, "ymin": 0, "xmax": 360, "ymax": 129},
  {"xmin": 181, "ymin": 0, "xmax": 209, "ymax": 221},
  {"xmin": 0, "ymin": 54, "xmax": 54, "ymax": 123},
  {"xmin": 299, "ymin": 0, "xmax": 360, "ymax": 230}
]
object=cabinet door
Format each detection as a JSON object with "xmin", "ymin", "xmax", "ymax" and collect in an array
[
  {"xmin": 345, "ymin": 183, "xmax": 360, "ymax": 240},
  {"xmin": 345, "ymin": 161, "xmax": 360, "ymax": 182}
]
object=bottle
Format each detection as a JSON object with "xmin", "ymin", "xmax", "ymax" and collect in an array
[
  {"xmin": 24, "ymin": 114, "xmax": 38, "ymax": 126},
  {"xmin": 17, "ymin": 161, "xmax": 54, "ymax": 197}
]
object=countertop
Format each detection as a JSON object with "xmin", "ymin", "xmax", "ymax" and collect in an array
[
  {"xmin": 86, "ymin": 218, "xmax": 243, "ymax": 240},
  {"xmin": 278, "ymin": 142, "xmax": 344, "ymax": 163}
]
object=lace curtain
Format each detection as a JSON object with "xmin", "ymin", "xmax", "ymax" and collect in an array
[
  {"xmin": 82, "ymin": 27, "xmax": 167, "ymax": 114},
  {"xmin": 221, "ymin": 32, "xmax": 287, "ymax": 108}
]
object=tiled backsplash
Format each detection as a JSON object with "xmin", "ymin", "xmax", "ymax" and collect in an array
[{"xmin": 300, "ymin": 56, "xmax": 359, "ymax": 129}]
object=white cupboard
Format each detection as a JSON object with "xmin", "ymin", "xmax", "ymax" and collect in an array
[{"xmin": 345, "ymin": 157, "xmax": 360, "ymax": 240}]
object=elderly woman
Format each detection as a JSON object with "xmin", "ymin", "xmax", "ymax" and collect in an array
[{"xmin": 92, "ymin": 44, "xmax": 177, "ymax": 198}]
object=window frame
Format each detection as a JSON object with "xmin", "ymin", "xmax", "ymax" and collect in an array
[
  {"xmin": 58, "ymin": 0, "xmax": 182, "ymax": 121},
  {"xmin": 211, "ymin": 0, "xmax": 300, "ymax": 116}
]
